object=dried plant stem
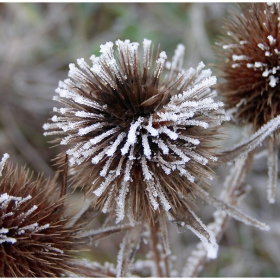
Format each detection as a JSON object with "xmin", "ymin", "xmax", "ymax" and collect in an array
[
  {"xmin": 149, "ymin": 221, "xmax": 165, "ymax": 277},
  {"xmin": 182, "ymin": 150, "xmax": 255, "ymax": 277},
  {"xmin": 117, "ymin": 223, "xmax": 143, "ymax": 277},
  {"xmin": 181, "ymin": 211, "xmax": 228, "ymax": 277},
  {"xmin": 66, "ymin": 259, "xmax": 116, "ymax": 277},
  {"xmin": 218, "ymin": 115, "xmax": 280, "ymax": 163},
  {"xmin": 267, "ymin": 135, "xmax": 278, "ymax": 203},
  {"xmin": 79, "ymin": 223, "xmax": 133, "ymax": 240},
  {"xmin": 222, "ymin": 150, "xmax": 255, "ymax": 203},
  {"xmin": 65, "ymin": 197, "xmax": 94, "ymax": 229}
]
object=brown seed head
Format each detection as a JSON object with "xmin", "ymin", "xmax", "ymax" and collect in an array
[
  {"xmin": 44, "ymin": 39, "xmax": 229, "ymax": 227},
  {"xmin": 216, "ymin": 3, "xmax": 280, "ymax": 131},
  {"xmin": 0, "ymin": 154, "xmax": 81, "ymax": 277}
]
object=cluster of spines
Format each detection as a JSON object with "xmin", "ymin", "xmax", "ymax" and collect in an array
[{"xmin": 44, "ymin": 41, "xmax": 229, "ymax": 224}]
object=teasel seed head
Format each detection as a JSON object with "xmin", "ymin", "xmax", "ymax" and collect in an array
[
  {"xmin": 44, "ymin": 39, "xmax": 230, "ymax": 256},
  {"xmin": 215, "ymin": 3, "xmax": 280, "ymax": 205},
  {"xmin": 216, "ymin": 3, "xmax": 280, "ymax": 131},
  {"xmin": 0, "ymin": 153, "xmax": 83, "ymax": 277}
]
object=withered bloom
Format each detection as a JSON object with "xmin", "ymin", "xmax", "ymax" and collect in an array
[
  {"xmin": 0, "ymin": 153, "xmax": 90, "ymax": 277},
  {"xmin": 44, "ymin": 39, "xmax": 243, "ymax": 258},
  {"xmin": 216, "ymin": 3, "xmax": 280, "ymax": 203},
  {"xmin": 216, "ymin": 3, "xmax": 280, "ymax": 130}
]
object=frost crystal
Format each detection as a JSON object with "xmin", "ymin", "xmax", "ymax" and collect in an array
[{"xmin": 0, "ymin": 193, "xmax": 50, "ymax": 244}]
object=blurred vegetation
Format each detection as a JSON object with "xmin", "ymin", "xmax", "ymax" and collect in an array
[{"xmin": 0, "ymin": 3, "xmax": 279, "ymax": 277}]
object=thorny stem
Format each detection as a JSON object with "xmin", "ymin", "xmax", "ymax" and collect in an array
[
  {"xmin": 182, "ymin": 150, "xmax": 256, "ymax": 277},
  {"xmin": 149, "ymin": 221, "xmax": 164, "ymax": 277}
]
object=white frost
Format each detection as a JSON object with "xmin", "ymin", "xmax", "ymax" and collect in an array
[
  {"xmin": 267, "ymin": 35, "xmax": 276, "ymax": 45},
  {"xmin": 269, "ymin": 75, "xmax": 278, "ymax": 87},
  {"xmin": 232, "ymin": 54, "xmax": 248, "ymax": 61},
  {"xmin": 0, "ymin": 153, "xmax": 9, "ymax": 177}
]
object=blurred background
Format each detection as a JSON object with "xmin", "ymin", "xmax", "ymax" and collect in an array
[{"xmin": 0, "ymin": 3, "xmax": 279, "ymax": 277}]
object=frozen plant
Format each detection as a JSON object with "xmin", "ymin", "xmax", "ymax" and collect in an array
[
  {"xmin": 216, "ymin": 2, "xmax": 280, "ymax": 203},
  {"xmin": 0, "ymin": 153, "xmax": 123, "ymax": 277},
  {"xmin": 182, "ymin": 3, "xmax": 280, "ymax": 276},
  {"xmin": 44, "ymin": 39, "xmax": 270, "ymax": 277}
]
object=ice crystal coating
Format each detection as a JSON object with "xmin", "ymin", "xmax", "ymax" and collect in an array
[
  {"xmin": 0, "ymin": 155, "xmax": 82, "ymax": 277},
  {"xmin": 44, "ymin": 39, "xmax": 230, "ymax": 257},
  {"xmin": 216, "ymin": 3, "xmax": 280, "ymax": 130}
]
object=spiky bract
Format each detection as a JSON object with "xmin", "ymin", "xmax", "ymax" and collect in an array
[
  {"xmin": 0, "ymin": 154, "xmax": 80, "ymax": 277},
  {"xmin": 216, "ymin": 3, "xmax": 280, "ymax": 130},
  {"xmin": 44, "ymin": 39, "xmax": 229, "ymax": 227}
]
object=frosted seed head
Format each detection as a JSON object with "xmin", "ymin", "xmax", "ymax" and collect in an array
[
  {"xmin": 216, "ymin": 3, "xmax": 280, "ymax": 130},
  {"xmin": 44, "ymin": 37, "xmax": 229, "ymax": 230},
  {"xmin": 0, "ymin": 159, "xmax": 86, "ymax": 277}
]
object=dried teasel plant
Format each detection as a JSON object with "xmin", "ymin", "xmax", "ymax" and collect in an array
[
  {"xmin": 215, "ymin": 3, "xmax": 280, "ymax": 203},
  {"xmin": 180, "ymin": 3, "xmax": 280, "ymax": 276},
  {"xmin": 43, "ymin": 38, "xmax": 271, "ymax": 276},
  {"xmin": 0, "ymin": 153, "xmax": 126, "ymax": 277}
]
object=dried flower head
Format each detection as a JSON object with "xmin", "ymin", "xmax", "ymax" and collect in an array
[
  {"xmin": 44, "ymin": 39, "xmax": 228, "ymax": 218},
  {"xmin": 44, "ymin": 39, "xmax": 239, "ymax": 258},
  {"xmin": 216, "ymin": 3, "xmax": 280, "ymax": 130},
  {"xmin": 0, "ymin": 153, "xmax": 83, "ymax": 277},
  {"xmin": 216, "ymin": 3, "xmax": 280, "ymax": 204}
]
